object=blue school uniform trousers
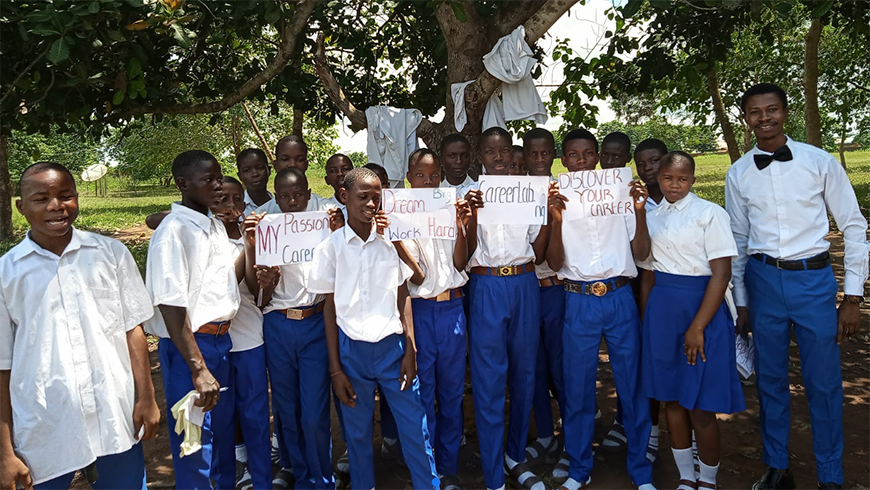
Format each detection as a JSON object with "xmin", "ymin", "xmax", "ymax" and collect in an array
[
  {"xmin": 34, "ymin": 444, "xmax": 147, "ymax": 490},
  {"xmin": 533, "ymin": 282, "xmax": 566, "ymax": 440},
  {"xmin": 263, "ymin": 309, "xmax": 334, "ymax": 490},
  {"xmin": 160, "ymin": 334, "xmax": 236, "ymax": 490},
  {"xmin": 229, "ymin": 345, "xmax": 272, "ymax": 489},
  {"xmin": 562, "ymin": 280, "xmax": 652, "ymax": 486},
  {"xmin": 338, "ymin": 330, "xmax": 439, "ymax": 490},
  {"xmin": 468, "ymin": 271, "xmax": 539, "ymax": 489},
  {"xmin": 745, "ymin": 257, "xmax": 843, "ymax": 484}
]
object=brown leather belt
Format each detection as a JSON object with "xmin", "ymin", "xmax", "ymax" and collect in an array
[
  {"xmin": 198, "ymin": 320, "xmax": 232, "ymax": 336},
  {"xmin": 470, "ymin": 262, "xmax": 535, "ymax": 277},
  {"xmin": 539, "ymin": 276, "xmax": 565, "ymax": 287},
  {"xmin": 277, "ymin": 301, "xmax": 325, "ymax": 320},
  {"xmin": 565, "ymin": 277, "xmax": 630, "ymax": 297},
  {"xmin": 425, "ymin": 288, "xmax": 464, "ymax": 302},
  {"xmin": 751, "ymin": 251, "xmax": 830, "ymax": 270}
]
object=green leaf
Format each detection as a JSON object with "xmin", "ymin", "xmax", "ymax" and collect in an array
[
  {"xmin": 450, "ymin": 2, "xmax": 468, "ymax": 23},
  {"xmin": 112, "ymin": 90, "xmax": 125, "ymax": 105},
  {"xmin": 809, "ymin": 0, "xmax": 834, "ymax": 18},
  {"xmin": 621, "ymin": 0, "xmax": 643, "ymax": 19},
  {"xmin": 107, "ymin": 30, "xmax": 125, "ymax": 42},
  {"xmin": 48, "ymin": 37, "xmax": 70, "ymax": 64},
  {"xmin": 170, "ymin": 24, "xmax": 192, "ymax": 48},
  {"xmin": 88, "ymin": 2, "xmax": 100, "ymax": 13},
  {"xmin": 29, "ymin": 27, "xmax": 61, "ymax": 36},
  {"xmin": 127, "ymin": 57, "xmax": 142, "ymax": 78}
]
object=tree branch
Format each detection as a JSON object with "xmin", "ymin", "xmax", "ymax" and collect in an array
[
  {"xmin": 847, "ymin": 80, "xmax": 870, "ymax": 93},
  {"xmin": 313, "ymin": 32, "xmax": 368, "ymax": 131},
  {"xmin": 494, "ymin": 0, "xmax": 549, "ymax": 38},
  {"xmin": 0, "ymin": 45, "xmax": 51, "ymax": 105}
]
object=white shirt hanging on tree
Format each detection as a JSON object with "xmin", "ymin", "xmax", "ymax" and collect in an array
[
  {"xmin": 452, "ymin": 81, "xmax": 507, "ymax": 131},
  {"xmin": 365, "ymin": 106, "xmax": 421, "ymax": 187},
  {"xmin": 482, "ymin": 25, "xmax": 548, "ymax": 125}
]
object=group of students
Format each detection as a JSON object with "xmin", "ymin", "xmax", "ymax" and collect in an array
[{"xmin": 0, "ymin": 82, "xmax": 866, "ymax": 490}]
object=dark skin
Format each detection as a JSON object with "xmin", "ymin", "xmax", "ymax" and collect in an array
[
  {"xmin": 599, "ymin": 140, "xmax": 632, "ymax": 169},
  {"xmin": 237, "ymin": 153, "xmax": 272, "ymax": 208},
  {"xmin": 635, "ymin": 148, "xmax": 665, "ymax": 205},
  {"xmin": 274, "ymin": 141, "xmax": 309, "ymax": 172},
  {"xmin": 325, "ymin": 155, "xmax": 354, "ymax": 199},
  {"xmin": 3, "ymin": 170, "xmax": 160, "ymax": 490},
  {"xmin": 509, "ymin": 149, "xmax": 528, "ymax": 175},
  {"xmin": 737, "ymin": 93, "xmax": 861, "ymax": 342},
  {"xmin": 327, "ymin": 176, "xmax": 418, "ymax": 407},
  {"xmin": 524, "ymin": 138, "xmax": 556, "ymax": 178},
  {"xmin": 440, "ymin": 141, "xmax": 472, "ymax": 186},
  {"xmin": 562, "ymin": 138, "xmax": 599, "ymax": 172}
]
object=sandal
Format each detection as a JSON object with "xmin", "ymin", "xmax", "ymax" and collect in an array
[
  {"xmin": 601, "ymin": 422, "xmax": 627, "ymax": 452},
  {"xmin": 697, "ymin": 481, "xmax": 716, "ymax": 490},
  {"xmin": 505, "ymin": 461, "xmax": 543, "ymax": 490},
  {"xmin": 551, "ymin": 451, "xmax": 570, "ymax": 484},
  {"xmin": 646, "ymin": 445, "xmax": 659, "ymax": 464},
  {"xmin": 440, "ymin": 474, "xmax": 465, "ymax": 490},
  {"xmin": 335, "ymin": 450, "xmax": 350, "ymax": 475},
  {"xmin": 558, "ymin": 476, "xmax": 592, "ymax": 490},
  {"xmin": 677, "ymin": 479, "xmax": 698, "ymax": 490},
  {"xmin": 524, "ymin": 437, "xmax": 560, "ymax": 466}
]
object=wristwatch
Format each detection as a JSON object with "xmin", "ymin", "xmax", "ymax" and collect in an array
[{"xmin": 844, "ymin": 295, "xmax": 865, "ymax": 305}]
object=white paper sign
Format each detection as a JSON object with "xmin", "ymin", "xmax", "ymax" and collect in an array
[
  {"xmin": 255, "ymin": 211, "xmax": 331, "ymax": 266},
  {"xmin": 476, "ymin": 175, "xmax": 549, "ymax": 225},
  {"xmin": 557, "ymin": 167, "xmax": 634, "ymax": 221},
  {"xmin": 382, "ymin": 187, "xmax": 457, "ymax": 240}
]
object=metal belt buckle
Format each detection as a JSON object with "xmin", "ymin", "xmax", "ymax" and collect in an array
[
  {"xmin": 286, "ymin": 309, "xmax": 304, "ymax": 320},
  {"xmin": 590, "ymin": 281, "xmax": 608, "ymax": 297},
  {"xmin": 775, "ymin": 258, "xmax": 785, "ymax": 270},
  {"xmin": 498, "ymin": 266, "xmax": 513, "ymax": 276}
]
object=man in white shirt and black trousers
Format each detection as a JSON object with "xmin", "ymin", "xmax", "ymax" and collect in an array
[{"xmin": 726, "ymin": 83, "xmax": 869, "ymax": 490}]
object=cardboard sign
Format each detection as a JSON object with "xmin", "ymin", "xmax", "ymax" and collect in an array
[
  {"xmin": 255, "ymin": 211, "xmax": 331, "ymax": 266},
  {"xmin": 557, "ymin": 167, "xmax": 634, "ymax": 221},
  {"xmin": 382, "ymin": 187, "xmax": 457, "ymax": 240},
  {"xmin": 476, "ymin": 175, "xmax": 549, "ymax": 225}
]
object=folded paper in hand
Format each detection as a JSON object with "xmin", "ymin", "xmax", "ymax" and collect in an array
[{"xmin": 735, "ymin": 334, "xmax": 755, "ymax": 379}]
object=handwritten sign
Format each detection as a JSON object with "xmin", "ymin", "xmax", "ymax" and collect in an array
[
  {"xmin": 558, "ymin": 167, "xmax": 634, "ymax": 221},
  {"xmin": 476, "ymin": 175, "xmax": 549, "ymax": 225},
  {"xmin": 256, "ymin": 211, "xmax": 331, "ymax": 266},
  {"xmin": 382, "ymin": 188, "xmax": 457, "ymax": 240}
]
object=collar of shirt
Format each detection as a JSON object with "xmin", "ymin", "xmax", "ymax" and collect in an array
[
  {"xmin": 14, "ymin": 227, "xmax": 99, "ymax": 261},
  {"xmin": 170, "ymin": 202, "xmax": 213, "ymax": 233},
  {"xmin": 440, "ymin": 175, "xmax": 475, "ymax": 188},
  {"xmin": 750, "ymin": 135, "xmax": 795, "ymax": 158},
  {"xmin": 661, "ymin": 192, "xmax": 696, "ymax": 212},
  {"xmin": 244, "ymin": 190, "xmax": 272, "ymax": 208},
  {"xmin": 342, "ymin": 221, "xmax": 380, "ymax": 245}
]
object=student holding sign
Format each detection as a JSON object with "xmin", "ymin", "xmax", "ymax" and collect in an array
[
  {"xmin": 466, "ymin": 127, "xmax": 549, "ymax": 490},
  {"xmin": 547, "ymin": 147, "xmax": 655, "ymax": 490},
  {"xmin": 243, "ymin": 168, "xmax": 343, "ymax": 490}
]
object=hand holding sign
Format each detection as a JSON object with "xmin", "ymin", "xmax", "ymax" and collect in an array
[
  {"xmin": 557, "ymin": 167, "xmax": 635, "ymax": 221},
  {"xmin": 476, "ymin": 175, "xmax": 549, "ymax": 225},
  {"xmin": 547, "ymin": 181, "xmax": 569, "ymax": 223}
]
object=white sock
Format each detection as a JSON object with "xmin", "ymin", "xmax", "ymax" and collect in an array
[
  {"xmin": 673, "ymin": 447, "xmax": 696, "ymax": 488},
  {"xmin": 505, "ymin": 454, "xmax": 544, "ymax": 490},
  {"xmin": 698, "ymin": 461, "xmax": 719, "ymax": 485},
  {"xmin": 638, "ymin": 484, "xmax": 657, "ymax": 490},
  {"xmin": 383, "ymin": 437, "xmax": 397, "ymax": 446},
  {"xmin": 504, "ymin": 453, "xmax": 519, "ymax": 469},
  {"xmin": 649, "ymin": 425, "xmax": 660, "ymax": 449},
  {"xmin": 235, "ymin": 444, "xmax": 248, "ymax": 463},
  {"xmin": 552, "ymin": 454, "xmax": 570, "ymax": 478},
  {"xmin": 272, "ymin": 433, "xmax": 280, "ymax": 450},
  {"xmin": 527, "ymin": 436, "xmax": 554, "ymax": 458}
]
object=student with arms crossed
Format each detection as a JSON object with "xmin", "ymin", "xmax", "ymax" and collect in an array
[
  {"xmin": 0, "ymin": 162, "xmax": 160, "ymax": 490},
  {"xmin": 726, "ymin": 83, "xmax": 869, "ymax": 490}
]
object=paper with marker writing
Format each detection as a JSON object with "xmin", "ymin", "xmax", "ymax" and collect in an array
[
  {"xmin": 382, "ymin": 187, "xmax": 457, "ymax": 240},
  {"xmin": 256, "ymin": 211, "xmax": 331, "ymax": 266},
  {"xmin": 558, "ymin": 167, "xmax": 634, "ymax": 221},
  {"xmin": 476, "ymin": 175, "xmax": 549, "ymax": 225}
]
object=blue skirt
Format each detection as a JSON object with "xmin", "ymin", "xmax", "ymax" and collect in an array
[{"xmin": 641, "ymin": 271, "xmax": 746, "ymax": 414}]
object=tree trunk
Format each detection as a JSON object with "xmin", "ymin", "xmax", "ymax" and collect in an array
[
  {"xmin": 742, "ymin": 122, "xmax": 754, "ymax": 153},
  {"xmin": 707, "ymin": 65, "xmax": 741, "ymax": 163},
  {"xmin": 838, "ymin": 107, "xmax": 848, "ymax": 168},
  {"xmin": 242, "ymin": 101, "xmax": 274, "ymax": 160},
  {"xmin": 292, "ymin": 108, "xmax": 304, "ymax": 138},
  {"xmin": 804, "ymin": 17, "xmax": 823, "ymax": 148},
  {"xmin": 0, "ymin": 134, "xmax": 13, "ymax": 240}
]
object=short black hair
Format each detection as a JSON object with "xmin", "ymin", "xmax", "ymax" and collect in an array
[
  {"xmin": 512, "ymin": 145, "xmax": 524, "ymax": 153},
  {"xmin": 481, "ymin": 126, "xmax": 512, "ymax": 145},
  {"xmin": 740, "ymin": 83, "xmax": 788, "ymax": 113},
  {"xmin": 602, "ymin": 132, "xmax": 631, "ymax": 154},
  {"xmin": 19, "ymin": 161, "xmax": 75, "ymax": 192},
  {"xmin": 274, "ymin": 167, "xmax": 308, "ymax": 189},
  {"xmin": 236, "ymin": 148, "xmax": 268, "ymax": 166},
  {"xmin": 275, "ymin": 135, "xmax": 308, "ymax": 154},
  {"xmin": 172, "ymin": 150, "xmax": 217, "ymax": 179},
  {"xmin": 221, "ymin": 175, "xmax": 243, "ymax": 190},
  {"xmin": 523, "ymin": 127, "xmax": 555, "ymax": 146},
  {"xmin": 660, "ymin": 151, "xmax": 695, "ymax": 174},
  {"xmin": 634, "ymin": 138, "xmax": 668, "ymax": 156},
  {"xmin": 440, "ymin": 133, "xmax": 470, "ymax": 152},
  {"xmin": 326, "ymin": 153, "xmax": 353, "ymax": 166},
  {"xmin": 343, "ymin": 167, "xmax": 380, "ymax": 191},
  {"xmin": 408, "ymin": 148, "xmax": 440, "ymax": 168},
  {"xmin": 562, "ymin": 128, "xmax": 598, "ymax": 154}
]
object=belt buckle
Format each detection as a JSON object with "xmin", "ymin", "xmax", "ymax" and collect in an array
[
  {"xmin": 498, "ymin": 266, "xmax": 513, "ymax": 276},
  {"xmin": 775, "ymin": 258, "xmax": 784, "ymax": 270},
  {"xmin": 590, "ymin": 281, "xmax": 608, "ymax": 297},
  {"xmin": 286, "ymin": 309, "xmax": 304, "ymax": 320}
]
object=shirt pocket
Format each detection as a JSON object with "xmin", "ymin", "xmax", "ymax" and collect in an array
[
  {"xmin": 90, "ymin": 287, "xmax": 123, "ymax": 334},
  {"xmin": 374, "ymin": 261, "xmax": 402, "ymax": 290}
]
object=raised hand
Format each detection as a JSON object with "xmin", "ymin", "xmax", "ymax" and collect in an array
[
  {"xmin": 629, "ymin": 180, "xmax": 648, "ymax": 210},
  {"xmin": 374, "ymin": 210, "xmax": 390, "ymax": 235},
  {"xmin": 548, "ymin": 181, "xmax": 569, "ymax": 223}
]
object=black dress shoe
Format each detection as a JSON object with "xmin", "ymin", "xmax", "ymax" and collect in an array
[
  {"xmin": 752, "ymin": 467, "xmax": 796, "ymax": 490},
  {"xmin": 817, "ymin": 483, "xmax": 842, "ymax": 490}
]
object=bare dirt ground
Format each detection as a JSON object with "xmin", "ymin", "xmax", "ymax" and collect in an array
[{"xmin": 73, "ymin": 232, "xmax": 869, "ymax": 489}]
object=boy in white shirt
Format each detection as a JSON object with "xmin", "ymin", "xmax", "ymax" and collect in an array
[
  {"xmin": 237, "ymin": 148, "xmax": 273, "ymax": 215},
  {"xmin": 0, "ymin": 162, "xmax": 159, "ymax": 489},
  {"xmin": 257, "ymin": 136, "xmax": 330, "ymax": 214},
  {"xmin": 439, "ymin": 133, "xmax": 476, "ymax": 197},
  {"xmin": 309, "ymin": 167, "xmax": 439, "ymax": 490},
  {"xmin": 145, "ymin": 150, "xmax": 244, "ymax": 490},
  {"xmin": 323, "ymin": 154, "xmax": 354, "ymax": 209}
]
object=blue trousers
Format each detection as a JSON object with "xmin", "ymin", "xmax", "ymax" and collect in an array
[
  {"xmin": 562, "ymin": 284, "xmax": 652, "ymax": 485},
  {"xmin": 160, "ymin": 334, "xmax": 235, "ymax": 490},
  {"xmin": 35, "ymin": 443, "xmax": 146, "ymax": 490},
  {"xmin": 263, "ymin": 311, "xmax": 334, "ymax": 490},
  {"xmin": 468, "ymin": 272, "xmax": 540, "ymax": 489},
  {"xmin": 338, "ymin": 331, "xmax": 439, "ymax": 490},
  {"xmin": 230, "ymin": 345, "xmax": 272, "ymax": 490},
  {"xmin": 532, "ymin": 285, "xmax": 566, "ymax": 439},
  {"xmin": 746, "ymin": 258, "xmax": 843, "ymax": 484}
]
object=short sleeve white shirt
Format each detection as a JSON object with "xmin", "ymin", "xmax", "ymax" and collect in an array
[
  {"xmin": 145, "ymin": 203, "xmax": 241, "ymax": 337},
  {"xmin": 0, "ymin": 230, "xmax": 153, "ymax": 485},
  {"xmin": 469, "ymin": 223, "xmax": 541, "ymax": 268},
  {"xmin": 262, "ymin": 260, "xmax": 324, "ymax": 314},
  {"xmin": 244, "ymin": 191, "xmax": 272, "ymax": 216},
  {"xmin": 308, "ymin": 225, "xmax": 412, "ymax": 342},
  {"xmin": 403, "ymin": 238, "xmax": 468, "ymax": 298},
  {"xmin": 636, "ymin": 197, "xmax": 664, "ymax": 271},
  {"xmin": 558, "ymin": 213, "xmax": 638, "ymax": 281},
  {"xmin": 440, "ymin": 175, "xmax": 476, "ymax": 200},
  {"xmin": 227, "ymin": 238, "xmax": 264, "ymax": 352},
  {"xmin": 648, "ymin": 193, "xmax": 737, "ymax": 276}
]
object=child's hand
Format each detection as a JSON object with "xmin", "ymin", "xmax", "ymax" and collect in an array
[
  {"xmin": 192, "ymin": 368, "xmax": 221, "ymax": 411},
  {"xmin": 332, "ymin": 371, "xmax": 357, "ymax": 408},
  {"xmin": 255, "ymin": 266, "xmax": 281, "ymax": 290},
  {"xmin": 629, "ymin": 180, "xmax": 648, "ymax": 210},
  {"xmin": 548, "ymin": 181, "xmax": 568, "ymax": 223},
  {"xmin": 455, "ymin": 199, "xmax": 472, "ymax": 228},
  {"xmin": 735, "ymin": 306, "xmax": 750, "ymax": 335},
  {"xmin": 464, "ymin": 189, "xmax": 484, "ymax": 210},
  {"xmin": 132, "ymin": 395, "xmax": 161, "ymax": 441},
  {"xmin": 684, "ymin": 325, "xmax": 706, "ymax": 365},
  {"xmin": 0, "ymin": 453, "xmax": 33, "ymax": 490},
  {"xmin": 374, "ymin": 210, "xmax": 390, "ymax": 235},
  {"xmin": 327, "ymin": 207, "xmax": 345, "ymax": 232},
  {"xmin": 216, "ymin": 206, "xmax": 242, "ymax": 224},
  {"xmin": 399, "ymin": 350, "xmax": 417, "ymax": 391},
  {"xmin": 242, "ymin": 212, "xmax": 266, "ymax": 247}
]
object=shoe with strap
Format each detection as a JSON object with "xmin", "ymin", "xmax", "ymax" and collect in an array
[
  {"xmin": 752, "ymin": 467, "xmax": 796, "ymax": 490},
  {"xmin": 524, "ymin": 437, "xmax": 560, "ymax": 466},
  {"xmin": 505, "ymin": 461, "xmax": 544, "ymax": 490}
]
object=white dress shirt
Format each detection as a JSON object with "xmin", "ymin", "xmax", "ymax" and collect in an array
[
  {"xmin": 262, "ymin": 260, "xmax": 324, "ymax": 314},
  {"xmin": 469, "ymin": 223, "xmax": 541, "ymax": 268},
  {"xmin": 244, "ymin": 191, "xmax": 272, "ymax": 216},
  {"xmin": 403, "ymin": 238, "xmax": 468, "ymax": 299},
  {"xmin": 228, "ymin": 237, "xmax": 264, "ymax": 352},
  {"xmin": 309, "ymin": 225, "xmax": 412, "ymax": 342},
  {"xmin": 557, "ymin": 213, "xmax": 638, "ymax": 282},
  {"xmin": 145, "ymin": 203, "xmax": 241, "ymax": 337},
  {"xmin": 726, "ymin": 137, "xmax": 870, "ymax": 306},
  {"xmin": 0, "ymin": 229, "xmax": 153, "ymax": 485},
  {"xmin": 440, "ymin": 175, "xmax": 476, "ymax": 200},
  {"xmin": 648, "ymin": 193, "xmax": 737, "ymax": 276},
  {"xmin": 635, "ymin": 197, "xmax": 663, "ymax": 271}
]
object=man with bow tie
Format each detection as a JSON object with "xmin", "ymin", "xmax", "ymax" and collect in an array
[{"xmin": 725, "ymin": 83, "xmax": 869, "ymax": 490}]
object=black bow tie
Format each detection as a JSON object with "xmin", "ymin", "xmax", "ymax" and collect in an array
[{"xmin": 754, "ymin": 145, "xmax": 793, "ymax": 170}]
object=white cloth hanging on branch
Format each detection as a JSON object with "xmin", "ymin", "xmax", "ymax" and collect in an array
[
  {"xmin": 451, "ymin": 81, "xmax": 507, "ymax": 132},
  {"xmin": 365, "ymin": 106, "xmax": 422, "ymax": 187},
  {"xmin": 482, "ymin": 25, "xmax": 548, "ymax": 125}
]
